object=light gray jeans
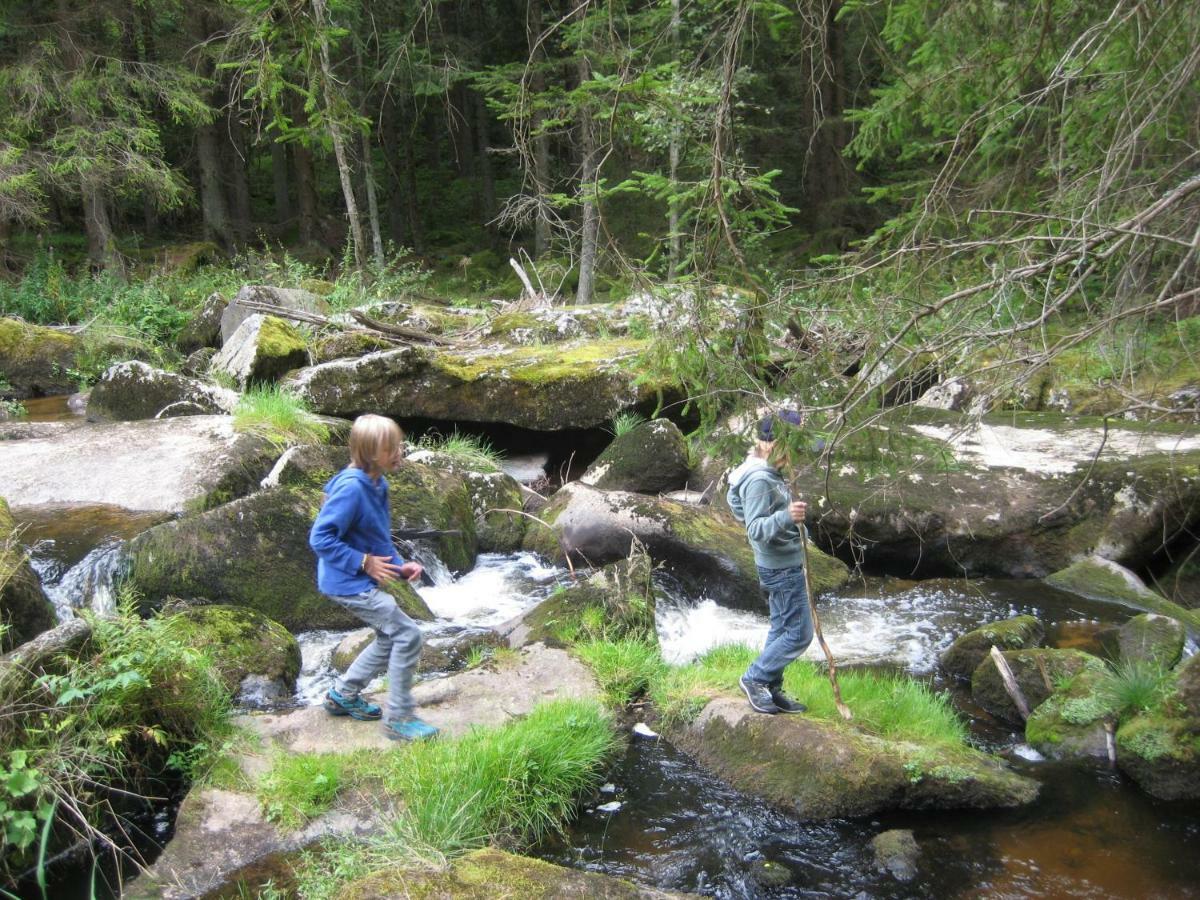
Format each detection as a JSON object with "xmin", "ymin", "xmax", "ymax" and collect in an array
[{"xmin": 328, "ymin": 587, "xmax": 423, "ymax": 723}]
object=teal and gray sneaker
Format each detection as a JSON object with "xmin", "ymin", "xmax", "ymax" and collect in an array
[
  {"xmin": 324, "ymin": 688, "xmax": 382, "ymax": 721},
  {"xmin": 383, "ymin": 717, "xmax": 439, "ymax": 742}
]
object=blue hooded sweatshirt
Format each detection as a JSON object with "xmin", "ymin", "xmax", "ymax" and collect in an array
[
  {"xmin": 309, "ymin": 467, "xmax": 405, "ymax": 596},
  {"xmin": 726, "ymin": 455, "xmax": 805, "ymax": 569}
]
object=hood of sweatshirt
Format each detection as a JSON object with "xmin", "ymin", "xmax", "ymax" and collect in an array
[{"xmin": 727, "ymin": 455, "xmax": 776, "ymax": 490}]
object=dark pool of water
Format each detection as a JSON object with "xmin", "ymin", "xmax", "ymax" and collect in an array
[
  {"xmin": 537, "ymin": 737, "xmax": 1200, "ymax": 899},
  {"xmin": 18, "ymin": 394, "xmax": 81, "ymax": 423}
]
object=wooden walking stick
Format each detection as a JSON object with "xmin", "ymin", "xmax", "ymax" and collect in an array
[{"xmin": 800, "ymin": 522, "xmax": 853, "ymax": 720}]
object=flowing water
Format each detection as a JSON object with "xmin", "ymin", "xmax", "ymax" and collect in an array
[{"xmin": 17, "ymin": 509, "xmax": 1200, "ymax": 899}]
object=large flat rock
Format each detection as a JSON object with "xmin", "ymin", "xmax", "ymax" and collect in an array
[{"xmin": 0, "ymin": 416, "xmax": 274, "ymax": 513}]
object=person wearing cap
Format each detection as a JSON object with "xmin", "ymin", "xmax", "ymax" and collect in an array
[{"xmin": 725, "ymin": 410, "xmax": 812, "ymax": 714}]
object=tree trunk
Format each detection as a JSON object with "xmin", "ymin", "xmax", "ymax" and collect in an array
[
  {"xmin": 227, "ymin": 109, "xmax": 253, "ymax": 244},
  {"xmin": 197, "ymin": 122, "xmax": 236, "ymax": 250},
  {"xmin": 667, "ymin": 0, "xmax": 681, "ymax": 280},
  {"xmin": 311, "ymin": 0, "xmax": 365, "ymax": 268},
  {"xmin": 271, "ymin": 138, "xmax": 291, "ymax": 229},
  {"xmin": 475, "ymin": 89, "xmax": 497, "ymax": 244},
  {"xmin": 82, "ymin": 180, "xmax": 118, "ymax": 272},
  {"xmin": 528, "ymin": 0, "xmax": 551, "ymax": 257},
  {"xmin": 291, "ymin": 96, "xmax": 319, "ymax": 247},
  {"xmin": 361, "ymin": 130, "xmax": 385, "ymax": 269},
  {"xmin": 575, "ymin": 56, "xmax": 599, "ymax": 306}
]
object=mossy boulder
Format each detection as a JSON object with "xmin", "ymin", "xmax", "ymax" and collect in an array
[
  {"xmin": 521, "ymin": 483, "xmax": 849, "ymax": 611},
  {"xmin": 1046, "ymin": 556, "xmax": 1200, "ymax": 634},
  {"xmin": 127, "ymin": 486, "xmax": 432, "ymax": 631},
  {"xmin": 386, "ymin": 461, "xmax": 479, "ymax": 572},
  {"xmin": 0, "ymin": 497, "xmax": 56, "ymax": 652},
  {"xmin": 505, "ymin": 548, "xmax": 658, "ymax": 648},
  {"xmin": 581, "ymin": 418, "xmax": 691, "ymax": 494},
  {"xmin": 211, "ymin": 314, "xmax": 309, "ymax": 389},
  {"xmin": 0, "ymin": 317, "xmax": 80, "ymax": 398},
  {"xmin": 407, "ymin": 449, "xmax": 526, "ymax": 553},
  {"xmin": 339, "ymin": 847, "xmax": 691, "ymax": 900},
  {"xmin": 219, "ymin": 285, "xmax": 328, "ymax": 345},
  {"xmin": 672, "ymin": 697, "xmax": 1038, "ymax": 820},
  {"xmin": 1024, "ymin": 667, "xmax": 1115, "ymax": 760},
  {"xmin": 1115, "ymin": 661, "xmax": 1200, "ymax": 800},
  {"xmin": 970, "ymin": 648, "xmax": 1106, "ymax": 724},
  {"xmin": 160, "ymin": 604, "xmax": 301, "ymax": 699},
  {"xmin": 871, "ymin": 829, "xmax": 920, "ymax": 882},
  {"xmin": 940, "ymin": 615, "xmax": 1045, "ymax": 679},
  {"xmin": 311, "ymin": 330, "xmax": 395, "ymax": 364},
  {"xmin": 289, "ymin": 338, "xmax": 670, "ymax": 430},
  {"xmin": 1115, "ymin": 614, "xmax": 1186, "ymax": 668},
  {"xmin": 87, "ymin": 361, "xmax": 236, "ymax": 420},
  {"xmin": 177, "ymin": 291, "xmax": 226, "ymax": 354}
]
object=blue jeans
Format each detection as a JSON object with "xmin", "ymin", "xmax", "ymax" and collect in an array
[
  {"xmin": 744, "ymin": 565, "xmax": 813, "ymax": 687},
  {"xmin": 328, "ymin": 587, "xmax": 423, "ymax": 723}
]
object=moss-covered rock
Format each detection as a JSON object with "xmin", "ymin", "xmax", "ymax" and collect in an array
[
  {"xmin": 1046, "ymin": 556, "xmax": 1200, "ymax": 634},
  {"xmin": 87, "ymin": 361, "xmax": 236, "ymax": 420},
  {"xmin": 160, "ymin": 604, "xmax": 301, "ymax": 697},
  {"xmin": 386, "ymin": 461, "xmax": 479, "ymax": 572},
  {"xmin": 1174, "ymin": 652, "xmax": 1200, "ymax": 719},
  {"xmin": 127, "ymin": 485, "xmax": 436, "ymax": 632},
  {"xmin": 177, "ymin": 291, "xmax": 226, "ymax": 354},
  {"xmin": 311, "ymin": 330, "xmax": 396, "ymax": 364},
  {"xmin": 581, "ymin": 418, "xmax": 691, "ymax": 494},
  {"xmin": 1115, "ymin": 614, "xmax": 1186, "ymax": 668},
  {"xmin": 521, "ymin": 483, "xmax": 848, "ymax": 611},
  {"xmin": 506, "ymin": 548, "xmax": 658, "ymax": 648},
  {"xmin": 339, "ymin": 847, "xmax": 690, "ymax": 900},
  {"xmin": 940, "ymin": 615, "xmax": 1045, "ymax": 679},
  {"xmin": 289, "ymin": 338, "xmax": 671, "ymax": 430},
  {"xmin": 1116, "ymin": 704, "xmax": 1200, "ymax": 801},
  {"xmin": 0, "ymin": 317, "xmax": 81, "ymax": 398},
  {"xmin": 1024, "ymin": 667, "xmax": 1115, "ymax": 760},
  {"xmin": 970, "ymin": 648, "xmax": 1106, "ymax": 724},
  {"xmin": 407, "ymin": 449, "xmax": 526, "ymax": 553},
  {"xmin": 0, "ymin": 497, "xmax": 56, "ymax": 652},
  {"xmin": 219, "ymin": 285, "xmax": 328, "ymax": 345},
  {"xmin": 672, "ymin": 697, "xmax": 1038, "ymax": 820},
  {"xmin": 871, "ymin": 829, "xmax": 920, "ymax": 882},
  {"xmin": 212, "ymin": 314, "xmax": 309, "ymax": 389}
]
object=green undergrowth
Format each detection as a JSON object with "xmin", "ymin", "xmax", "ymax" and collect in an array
[
  {"xmin": 414, "ymin": 430, "xmax": 504, "ymax": 473},
  {"xmin": 577, "ymin": 639, "xmax": 969, "ymax": 750},
  {"xmin": 233, "ymin": 385, "xmax": 330, "ymax": 448},
  {"xmin": 256, "ymin": 698, "xmax": 618, "ymax": 897}
]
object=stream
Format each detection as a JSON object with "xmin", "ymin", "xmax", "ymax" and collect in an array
[{"xmin": 15, "ymin": 501, "xmax": 1200, "ymax": 899}]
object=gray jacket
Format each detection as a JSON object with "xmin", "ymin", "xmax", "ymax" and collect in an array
[{"xmin": 726, "ymin": 456, "xmax": 805, "ymax": 569}]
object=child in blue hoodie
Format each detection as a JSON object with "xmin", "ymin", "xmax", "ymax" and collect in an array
[{"xmin": 309, "ymin": 414, "xmax": 437, "ymax": 742}]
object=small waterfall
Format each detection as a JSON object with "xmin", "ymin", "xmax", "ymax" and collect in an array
[{"xmin": 39, "ymin": 540, "xmax": 130, "ymax": 620}]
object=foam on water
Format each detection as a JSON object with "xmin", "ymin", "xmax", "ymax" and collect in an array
[{"xmin": 418, "ymin": 552, "xmax": 563, "ymax": 626}]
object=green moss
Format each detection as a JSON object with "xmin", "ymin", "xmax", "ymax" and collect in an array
[
  {"xmin": 1047, "ymin": 559, "xmax": 1200, "ymax": 633},
  {"xmin": 160, "ymin": 605, "xmax": 302, "ymax": 694},
  {"xmin": 941, "ymin": 615, "xmax": 1045, "ymax": 679},
  {"xmin": 256, "ymin": 315, "xmax": 307, "ymax": 358},
  {"xmin": 387, "ymin": 462, "xmax": 479, "ymax": 572},
  {"xmin": 434, "ymin": 338, "xmax": 653, "ymax": 384}
]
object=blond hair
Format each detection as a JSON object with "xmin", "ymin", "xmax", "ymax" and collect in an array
[{"xmin": 348, "ymin": 414, "xmax": 404, "ymax": 470}]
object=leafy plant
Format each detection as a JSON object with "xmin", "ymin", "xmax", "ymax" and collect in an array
[{"xmin": 233, "ymin": 385, "xmax": 330, "ymax": 448}]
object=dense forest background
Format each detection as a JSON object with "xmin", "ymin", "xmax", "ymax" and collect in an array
[{"xmin": 1, "ymin": 0, "xmax": 1197, "ymax": 427}]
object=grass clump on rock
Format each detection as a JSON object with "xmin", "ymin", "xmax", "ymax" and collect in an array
[
  {"xmin": 233, "ymin": 385, "xmax": 330, "ymax": 448},
  {"xmin": 414, "ymin": 430, "xmax": 504, "ymax": 473}
]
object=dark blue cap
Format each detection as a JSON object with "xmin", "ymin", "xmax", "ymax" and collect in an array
[{"xmin": 757, "ymin": 409, "xmax": 803, "ymax": 442}]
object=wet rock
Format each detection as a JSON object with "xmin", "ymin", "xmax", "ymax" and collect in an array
[
  {"xmin": 387, "ymin": 460, "xmax": 480, "ymax": 572},
  {"xmin": 940, "ymin": 615, "xmax": 1045, "ymax": 679},
  {"xmin": 177, "ymin": 291, "xmax": 226, "ymax": 354},
  {"xmin": 408, "ymin": 449, "xmax": 527, "ymax": 553},
  {"xmin": 160, "ymin": 605, "xmax": 301, "ymax": 700},
  {"xmin": 0, "ymin": 317, "xmax": 80, "ymax": 398},
  {"xmin": 0, "ymin": 498, "xmax": 56, "ymax": 651},
  {"xmin": 672, "ymin": 697, "xmax": 1038, "ymax": 820},
  {"xmin": 1024, "ymin": 667, "xmax": 1114, "ymax": 760},
  {"xmin": 339, "ymin": 847, "xmax": 693, "ymax": 899},
  {"xmin": 1115, "ymin": 614, "xmax": 1185, "ymax": 668},
  {"xmin": 220, "ymin": 285, "xmax": 328, "ymax": 346},
  {"xmin": 0, "ymin": 416, "xmax": 276, "ymax": 513},
  {"xmin": 502, "ymin": 547, "xmax": 658, "ymax": 648},
  {"xmin": 1046, "ymin": 557, "xmax": 1200, "ymax": 634},
  {"xmin": 87, "ymin": 361, "xmax": 236, "ymax": 420},
  {"xmin": 211, "ymin": 314, "xmax": 309, "ymax": 389},
  {"xmin": 748, "ymin": 858, "xmax": 794, "ymax": 888},
  {"xmin": 971, "ymin": 648, "xmax": 1106, "ymax": 724},
  {"xmin": 521, "ymin": 482, "xmax": 849, "ymax": 611},
  {"xmin": 1116, "ymin": 654, "xmax": 1200, "ymax": 800},
  {"xmin": 871, "ymin": 829, "xmax": 920, "ymax": 882},
  {"xmin": 581, "ymin": 418, "xmax": 691, "ymax": 494},
  {"xmin": 288, "ymin": 338, "xmax": 667, "ymax": 430},
  {"xmin": 181, "ymin": 347, "xmax": 217, "ymax": 377}
]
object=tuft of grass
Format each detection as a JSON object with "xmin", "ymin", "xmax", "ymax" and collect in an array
[
  {"xmin": 1098, "ymin": 658, "xmax": 1171, "ymax": 718},
  {"xmin": 607, "ymin": 411, "xmax": 645, "ymax": 438},
  {"xmin": 233, "ymin": 385, "xmax": 330, "ymax": 448},
  {"xmin": 574, "ymin": 639, "xmax": 665, "ymax": 706},
  {"xmin": 258, "ymin": 752, "xmax": 346, "ymax": 829},
  {"xmin": 413, "ymin": 430, "xmax": 503, "ymax": 472}
]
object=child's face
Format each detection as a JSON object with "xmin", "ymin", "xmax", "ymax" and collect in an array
[{"xmin": 372, "ymin": 440, "xmax": 405, "ymax": 473}]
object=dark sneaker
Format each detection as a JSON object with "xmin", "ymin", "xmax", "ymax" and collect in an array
[
  {"xmin": 384, "ymin": 717, "xmax": 439, "ymax": 742},
  {"xmin": 324, "ymin": 688, "xmax": 382, "ymax": 721},
  {"xmin": 739, "ymin": 675, "xmax": 780, "ymax": 714},
  {"xmin": 769, "ymin": 688, "xmax": 807, "ymax": 714}
]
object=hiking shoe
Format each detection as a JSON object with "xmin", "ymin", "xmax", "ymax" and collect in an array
[
  {"xmin": 324, "ymin": 688, "xmax": 382, "ymax": 721},
  {"xmin": 769, "ymin": 688, "xmax": 807, "ymax": 714},
  {"xmin": 384, "ymin": 717, "xmax": 439, "ymax": 742},
  {"xmin": 739, "ymin": 675, "xmax": 780, "ymax": 714}
]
